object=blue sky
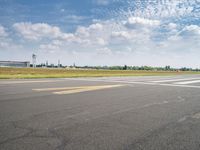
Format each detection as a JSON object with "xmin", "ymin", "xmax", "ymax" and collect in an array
[{"xmin": 0, "ymin": 0, "xmax": 200, "ymax": 68}]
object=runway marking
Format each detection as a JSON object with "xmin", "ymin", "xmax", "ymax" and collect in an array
[
  {"xmin": 33, "ymin": 84, "xmax": 125, "ymax": 95},
  {"xmin": 150, "ymin": 78, "xmax": 200, "ymax": 83},
  {"xmin": 67, "ymin": 78, "xmax": 200, "ymax": 89},
  {"xmin": 54, "ymin": 85, "xmax": 125, "ymax": 95},
  {"xmin": 192, "ymin": 112, "xmax": 200, "ymax": 119},
  {"xmin": 178, "ymin": 112, "xmax": 200, "ymax": 122},
  {"xmin": 33, "ymin": 87, "xmax": 83, "ymax": 91},
  {"xmin": 174, "ymin": 80, "xmax": 200, "ymax": 85},
  {"xmin": 178, "ymin": 116, "xmax": 188, "ymax": 122}
]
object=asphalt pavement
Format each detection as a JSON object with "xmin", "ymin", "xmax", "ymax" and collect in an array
[{"xmin": 1, "ymin": 75, "xmax": 200, "ymax": 150}]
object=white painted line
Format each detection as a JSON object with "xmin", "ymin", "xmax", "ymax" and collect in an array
[
  {"xmin": 178, "ymin": 112, "xmax": 200, "ymax": 123},
  {"xmin": 192, "ymin": 112, "xmax": 200, "ymax": 119},
  {"xmin": 174, "ymin": 80, "xmax": 200, "ymax": 85},
  {"xmin": 178, "ymin": 116, "xmax": 188, "ymax": 122},
  {"xmin": 150, "ymin": 78, "xmax": 200, "ymax": 83},
  {"xmin": 65, "ymin": 78, "xmax": 200, "ymax": 89},
  {"xmin": 157, "ymin": 83, "xmax": 200, "ymax": 88}
]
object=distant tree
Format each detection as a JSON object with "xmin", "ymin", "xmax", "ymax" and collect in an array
[
  {"xmin": 123, "ymin": 65, "xmax": 127, "ymax": 70},
  {"xmin": 165, "ymin": 66, "xmax": 171, "ymax": 70}
]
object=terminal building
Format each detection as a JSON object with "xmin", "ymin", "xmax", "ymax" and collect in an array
[{"xmin": 0, "ymin": 61, "xmax": 30, "ymax": 68}]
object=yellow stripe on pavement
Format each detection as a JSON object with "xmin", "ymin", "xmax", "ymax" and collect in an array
[
  {"xmin": 33, "ymin": 84, "xmax": 125, "ymax": 95},
  {"xmin": 53, "ymin": 84, "xmax": 125, "ymax": 95},
  {"xmin": 33, "ymin": 87, "xmax": 81, "ymax": 91}
]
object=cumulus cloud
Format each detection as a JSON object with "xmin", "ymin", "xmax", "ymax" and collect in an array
[
  {"xmin": 74, "ymin": 22, "xmax": 110, "ymax": 46},
  {"xmin": 0, "ymin": 25, "xmax": 8, "ymax": 37},
  {"xmin": 13, "ymin": 22, "xmax": 72, "ymax": 41},
  {"xmin": 125, "ymin": 17, "xmax": 160, "ymax": 28},
  {"xmin": 168, "ymin": 23, "xmax": 177, "ymax": 30},
  {"xmin": 112, "ymin": 31, "xmax": 132, "ymax": 40},
  {"xmin": 13, "ymin": 22, "xmax": 61, "ymax": 40},
  {"xmin": 0, "ymin": 25, "xmax": 18, "ymax": 50},
  {"xmin": 13, "ymin": 22, "xmax": 108, "ymax": 47},
  {"xmin": 88, "ymin": 23, "xmax": 103, "ymax": 30},
  {"xmin": 183, "ymin": 25, "xmax": 200, "ymax": 36},
  {"xmin": 97, "ymin": 47, "xmax": 112, "ymax": 55},
  {"xmin": 40, "ymin": 39, "xmax": 63, "ymax": 50}
]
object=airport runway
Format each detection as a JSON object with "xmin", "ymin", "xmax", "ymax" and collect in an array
[{"xmin": 1, "ymin": 75, "xmax": 200, "ymax": 150}]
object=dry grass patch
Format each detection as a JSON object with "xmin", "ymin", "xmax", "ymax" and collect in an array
[{"xmin": 0, "ymin": 67, "xmax": 199, "ymax": 79}]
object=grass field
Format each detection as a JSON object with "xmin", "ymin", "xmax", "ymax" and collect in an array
[{"xmin": 0, "ymin": 67, "xmax": 200, "ymax": 79}]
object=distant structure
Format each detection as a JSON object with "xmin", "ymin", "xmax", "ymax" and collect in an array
[
  {"xmin": 58, "ymin": 60, "xmax": 60, "ymax": 68},
  {"xmin": 46, "ymin": 61, "xmax": 48, "ymax": 67},
  {"xmin": 32, "ymin": 54, "xmax": 37, "ymax": 68},
  {"xmin": 0, "ymin": 61, "xmax": 30, "ymax": 68}
]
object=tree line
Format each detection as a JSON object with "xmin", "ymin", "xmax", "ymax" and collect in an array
[
  {"xmin": 76, "ymin": 65, "xmax": 200, "ymax": 71},
  {"xmin": 32, "ymin": 63, "xmax": 200, "ymax": 71}
]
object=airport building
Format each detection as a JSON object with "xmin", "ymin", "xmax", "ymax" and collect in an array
[{"xmin": 0, "ymin": 61, "xmax": 30, "ymax": 68}]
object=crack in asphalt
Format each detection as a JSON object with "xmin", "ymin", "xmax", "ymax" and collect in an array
[{"xmin": 0, "ymin": 121, "xmax": 65, "ymax": 150}]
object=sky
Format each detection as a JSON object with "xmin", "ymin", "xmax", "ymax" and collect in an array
[{"xmin": 0, "ymin": 0, "xmax": 200, "ymax": 68}]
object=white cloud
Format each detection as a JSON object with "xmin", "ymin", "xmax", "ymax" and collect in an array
[
  {"xmin": 76, "ymin": 27, "xmax": 90, "ymax": 38},
  {"xmin": 176, "ymin": 25, "xmax": 200, "ymax": 40},
  {"xmin": 94, "ymin": 0, "xmax": 120, "ymax": 6},
  {"xmin": 13, "ymin": 22, "xmax": 79, "ymax": 44},
  {"xmin": 60, "ymin": 9, "xmax": 65, "ymax": 12},
  {"xmin": 0, "ymin": 25, "xmax": 8, "ymax": 37},
  {"xmin": 0, "ymin": 25, "xmax": 21, "ymax": 50},
  {"xmin": 61, "ymin": 15, "xmax": 89, "ymax": 24},
  {"xmin": 125, "ymin": 0, "xmax": 195, "ymax": 19},
  {"xmin": 168, "ymin": 23, "xmax": 177, "ymax": 30},
  {"xmin": 13, "ymin": 22, "xmax": 105, "ymax": 45},
  {"xmin": 13, "ymin": 22, "xmax": 63, "ymax": 40},
  {"xmin": 74, "ymin": 22, "xmax": 109, "ymax": 46},
  {"xmin": 125, "ymin": 17, "xmax": 160, "ymax": 28},
  {"xmin": 88, "ymin": 23, "xmax": 103, "ymax": 30},
  {"xmin": 97, "ymin": 47, "xmax": 112, "ymax": 55},
  {"xmin": 96, "ymin": 38, "xmax": 107, "ymax": 46},
  {"xmin": 0, "ymin": 41, "xmax": 9, "ymax": 48},
  {"xmin": 183, "ymin": 25, "xmax": 200, "ymax": 35},
  {"xmin": 95, "ymin": 0, "xmax": 110, "ymax": 5},
  {"xmin": 40, "ymin": 44, "xmax": 58, "ymax": 52},
  {"xmin": 112, "ymin": 31, "xmax": 132, "ymax": 40}
]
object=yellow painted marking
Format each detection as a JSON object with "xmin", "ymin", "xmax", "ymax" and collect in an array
[
  {"xmin": 33, "ymin": 84, "xmax": 125, "ymax": 95},
  {"xmin": 54, "ymin": 85, "xmax": 124, "ymax": 95},
  {"xmin": 33, "ymin": 87, "xmax": 81, "ymax": 91}
]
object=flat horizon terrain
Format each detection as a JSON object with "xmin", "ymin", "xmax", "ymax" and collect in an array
[
  {"xmin": 1, "ymin": 75, "xmax": 200, "ymax": 149},
  {"xmin": 1, "ymin": 67, "xmax": 200, "ymax": 79}
]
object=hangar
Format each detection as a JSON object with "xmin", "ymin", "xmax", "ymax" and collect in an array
[{"xmin": 0, "ymin": 61, "xmax": 30, "ymax": 68}]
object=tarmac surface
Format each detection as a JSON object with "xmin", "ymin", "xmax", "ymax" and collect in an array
[{"xmin": 1, "ymin": 75, "xmax": 200, "ymax": 150}]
